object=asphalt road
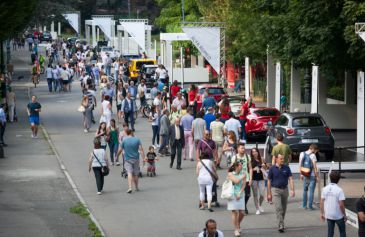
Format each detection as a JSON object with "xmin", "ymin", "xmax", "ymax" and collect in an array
[{"xmin": 10, "ymin": 48, "xmax": 359, "ymax": 237}]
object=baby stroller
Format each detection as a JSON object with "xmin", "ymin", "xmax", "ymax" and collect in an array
[{"xmin": 120, "ymin": 156, "xmax": 143, "ymax": 179}]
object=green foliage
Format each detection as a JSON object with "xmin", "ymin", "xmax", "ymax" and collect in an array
[
  {"xmin": 328, "ymin": 86, "xmax": 345, "ymax": 101},
  {"xmin": 0, "ymin": 0, "xmax": 38, "ymax": 41},
  {"xmin": 70, "ymin": 202, "xmax": 103, "ymax": 237}
]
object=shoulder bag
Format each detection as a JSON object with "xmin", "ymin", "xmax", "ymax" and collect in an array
[
  {"xmin": 221, "ymin": 177, "xmax": 234, "ymax": 200},
  {"xmin": 200, "ymin": 160, "xmax": 218, "ymax": 182},
  {"xmin": 93, "ymin": 152, "xmax": 109, "ymax": 176}
]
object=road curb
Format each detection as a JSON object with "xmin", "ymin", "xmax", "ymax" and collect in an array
[{"xmin": 27, "ymin": 87, "xmax": 107, "ymax": 237}]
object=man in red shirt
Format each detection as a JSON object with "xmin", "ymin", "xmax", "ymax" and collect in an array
[
  {"xmin": 170, "ymin": 80, "xmax": 181, "ymax": 101},
  {"xmin": 238, "ymin": 96, "xmax": 255, "ymax": 142}
]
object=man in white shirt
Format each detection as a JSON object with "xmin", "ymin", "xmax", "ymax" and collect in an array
[
  {"xmin": 45, "ymin": 64, "xmax": 53, "ymax": 92},
  {"xmin": 155, "ymin": 64, "xmax": 167, "ymax": 82},
  {"xmin": 153, "ymin": 92, "xmax": 162, "ymax": 113},
  {"xmin": 224, "ymin": 112, "xmax": 241, "ymax": 140},
  {"xmin": 172, "ymin": 92, "xmax": 186, "ymax": 111},
  {"xmin": 198, "ymin": 219, "xmax": 224, "ymax": 237},
  {"xmin": 320, "ymin": 171, "xmax": 347, "ymax": 237}
]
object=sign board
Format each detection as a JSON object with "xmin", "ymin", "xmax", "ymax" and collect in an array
[
  {"xmin": 92, "ymin": 17, "xmax": 113, "ymax": 39},
  {"xmin": 120, "ymin": 21, "xmax": 146, "ymax": 51},
  {"xmin": 62, "ymin": 13, "xmax": 79, "ymax": 34},
  {"xmin": 245, "ymin": 57, "xmax": 250, "ymax": 99},
  {"xmin": 182, "ymin": 27, "xmax": 220, "ymax": 75},
  {"xmin": 160, "ymin": 33, "xmax": 190, "ymax": 41}
]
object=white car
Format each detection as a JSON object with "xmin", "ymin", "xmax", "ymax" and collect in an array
[
  {"xmin": 228, "ymin": 96, "xmax": 243, "ymax": 115},
  {"xmin": 99, "ymin": 46, "xmax": 116, "ymax": 59}
]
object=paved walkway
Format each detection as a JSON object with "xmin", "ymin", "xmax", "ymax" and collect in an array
[
  {"xmin": 1, "ymin": 48, "xmax": 361, "ymax": 237},
  {"xmin": 0, "ymin": 78, "xmax": 91, "ymax": 236}
]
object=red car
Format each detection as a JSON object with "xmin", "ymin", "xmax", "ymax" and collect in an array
[
  {"xmin": 197, "ymin": 85, "xmax": 227, "ymax": 110},
  {"xmin": 245, "ymin": 107, "xmax": 281, "ymax": 138}
]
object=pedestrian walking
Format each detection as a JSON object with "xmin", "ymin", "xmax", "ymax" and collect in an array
[
  {"xmin": 196, "ymin": 130, "xmax": 216, "ymax": 162},
  {"xmin": 192, "ymin": 111, "xmax": 206, "ymax": 155},
  {"xmin": 6, "ymin": 87, "xmax": 16, "ymax": 122},
  {"xmin": 224, "ymin": 112, "xmax": 241, "ymax": 142},
  {"xmin": 82, "ymin": 86, "xmax": 97, "ymax": 133},
  {"xmin": 149, "ymin": 105, "xmax": 160, "ymax": 148},
  {"xmin": 299, "ymin": 144, "xmax": 319, "ymax": 210},
  {"xmin": 100, "ymin": 95, "xmax": 112, "ymax": 126},
  {"xmin": 227, "ymin": 161, "xmax": 247, "ymax": 237},
  {"xmin": 0, "ymin": 104, "xmax": 7, "ymax": 146},
  {"xmin": 88, "ymin": 138, "xmax": 109, "ymax": 195},
  {"xmin": 181, "ymin": 107, "xmax": 194, "ymax": 161},
  {"xmin": 320, "ymin": 171, "xmax": 347, "ymax": 237},
  {"xmin": 271, "ymin": 133, "xmax": 292, "ymax": 165},
  {"xmin": 158, "ymin": 109, "xmax": 170, "ymax": 156},
  {"xmin": 170, "ymin": 80, "xmax": 181, "ymax": 101},
  {"xmin": 196, "ymin": 145, "xmax": 218, "ymax": 212},
  {"xmin": 45, "ymin": 64, "xmax": 53, "ymax": 92},
  {"xmin": 231, "ymin": 143, "xmax": 252, "ymax": 215},
  {"xmin": 27, "ymin": 95, "xmax": 41, "ymax": 138},
  {"xmin": 172, "ymin": 92, "xmax": 186, "ymax": 111},
  {"xmin": 198, "ymin": 219, "xmax": 224, "ymax": 237},
  {"xmin": 188, "ymin": 84, "xmax": 198, "ymax": 117},
  {"xmin": 222, "ymin": 131, "xmax": 238, "ymax": 167},
  {"xmin": 107, "ymin": 119, "xmax": 119, "ymax": 166},
  {"xmin": 121, "ymin": 93, "xmax": 136, "ymax": 131},
  {"xmin": 95, "ymin": 122, "xmax": 108, "ymax": 150},
  {"xmin": 210, "ymin": 114, "xmax": 224, "ymax": 168},
  {"xmin": 203, "ymin": 107, "xmax": 216, "ymax": 132},
  {"xmin": 118, "ymin": 129, "xmax": 145, "ymax": 193},
  {"xmin": 250, "ymin": 148, "xmax": 266, "ymax": 215},
  {"xmin": 267, "ymin": 154, "xmax": 295, "ymax": 233},
  {"xmin": 356, "ymin": 185, "xmax": 365, "ymax": 237},
  {"xmin": 169, "ymin": 117, "xmax": 185, "ymax": 170},
  {"xmin": 218, "ymin": 97, "xmax": 230, "ymax": 123}
]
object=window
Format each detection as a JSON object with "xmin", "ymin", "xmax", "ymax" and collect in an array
[
  {"xmin": 292, "ymin": 117, "xmax": 323, "ymax": 127},
  {"xmin": 254, "ymin": 109, "xmax": 279, "ymax": 117},
  {"xmin": 136, "ymin": 61, "xmax": 155, "ymax": 70},
  {"xmin": 275, "ymin": 116, "xmax": 289, "ymax": 126}
]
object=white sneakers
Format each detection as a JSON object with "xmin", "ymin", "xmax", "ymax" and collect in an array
[
  {"xmin": 259, "ymin": 206, "xmax": 264, "ymax": 213},
  {"xmin": 97, "ymin": 192, "xmax": 102, "ymax": 195},
  {"xmin": 256, "ymin": 207, "xmax": 264, "ymax": 215},
  {"xmin": 256, "ymin": 210, "xmax": 261, "ymax": 215}
]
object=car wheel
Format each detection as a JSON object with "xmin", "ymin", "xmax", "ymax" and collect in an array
[{"xmin": 325, "ymin": 151, "xmax": 334, "ymax": 161}]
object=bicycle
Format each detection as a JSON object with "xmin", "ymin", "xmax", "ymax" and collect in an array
[{"xmin": 32, "ymin": 74, "xmax": 39, "ymax": 88}]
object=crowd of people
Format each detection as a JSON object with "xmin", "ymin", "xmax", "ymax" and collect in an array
[{"xmin": 17, "ymin": 33, "xmax": 365, "ymax": 237}]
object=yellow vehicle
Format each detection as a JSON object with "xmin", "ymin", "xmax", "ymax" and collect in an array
[{"xmin": 128, "ymin": 59, "xmax": 156, "ymax": 81}]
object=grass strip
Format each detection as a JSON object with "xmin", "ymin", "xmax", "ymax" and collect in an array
[{"xmin": 70, "ymin": 202, "xmax": 103, "ymax": 237}]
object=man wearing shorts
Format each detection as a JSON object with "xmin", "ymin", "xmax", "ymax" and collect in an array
[
  {"xmin": 118, "ymin": 129, "xmax": 145, "ymax": 193},
  {"xmin": 27, "ymin": 95, "xmax": 42, "ymax": 138}
]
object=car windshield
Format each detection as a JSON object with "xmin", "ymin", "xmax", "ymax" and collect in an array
[
  {"xmin": 146, "ymin": 67, "xmax": 157, "ymax": 74},
  {"xmin": 199, "ymin": 88, "xmax": 225, "ymax": 95},
  {"xmin": 254, "ymin": 109, "xmax": 278, "ymax": 116},
  {"xmin": 229, "ymin": 99, "xmax": 241, "ymax": 104},
  {"xmin": 136, "ymin": 61, "xmax": 155, "ymax": 70},
  {"xmin": 102, "ymin": 47, "xmax": 113, "ymax": 51},
  {"xmin": 292, "ymin": 117, "xmax": 323, "ymax": 127}
]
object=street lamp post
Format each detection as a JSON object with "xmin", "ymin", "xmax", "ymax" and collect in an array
[
  {"xmin": 181, "ymin": 0, "xmax": 185, "ymax": 22},
  {"xmin": 304, "ymin": 67, "xmax": 312, "ymax": 103}
]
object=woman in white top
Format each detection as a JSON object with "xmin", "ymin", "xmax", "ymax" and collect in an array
[
  {"xmin": 116, "ymin": 84, "xmax": 124, "ymax": 122},
  {"xmin": 196, "ymin": 155, "xmax": 218, "ymax": 212},
  {"xmin": 101, "ymin": 95, "xmax": 112, "ymax": 126},
  {"xmin": 149, "ymin": 105, "xmax": 160, "ymax": 147},
  {"xmin": 88, "ymin": 138, "xmax": 109, "ymax": 195}
]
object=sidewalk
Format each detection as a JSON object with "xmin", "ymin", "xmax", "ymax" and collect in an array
[{"xmin": 0, "ymin": 61, "xmax": 92, "ymax": 236}]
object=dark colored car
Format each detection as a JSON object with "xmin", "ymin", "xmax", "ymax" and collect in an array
[
  {"xmin": 139, "ymin": 65, "xmax": 158, "ymax": 88},
  {"xmin": 266, "ymin": 112, "xmax": 335, "ymax": 160},
  {"xmin": 67, "ymin": 37, "xmax": 78, "ymax": 48},
  {"xmin": 40, "ymin": 32, "xmax": 52, "ymax": 42},
  {"xmin": 245, "ymin": 107, "xmax": 281, "ymax": 138}
]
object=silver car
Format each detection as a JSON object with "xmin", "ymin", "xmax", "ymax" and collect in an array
[{"xmin": 266, "ymin": 112, "xmax": 335, "ymax": 160}]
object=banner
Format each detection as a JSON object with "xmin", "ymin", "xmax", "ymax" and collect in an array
[
  {"xmin": 62, "ymin": 13, "xmax": 79, "ymax": 34},
  {"xmin": 275, "ymin": 62, "xmax": 281, "ymax": 110},
  {"xmin": 182, "ymin": 27, "xmax": 220, "ymax": 75},
  {"xmin": 359, "ymin": 32, "xmax": 365, "ymax": 42},
  {"xmin": 120, "ymin": 22, "xmax": 146, "ymax": 51},
  {"xmin": 93, "ymin": 17, "xmax": 112, "ymax": 39}
]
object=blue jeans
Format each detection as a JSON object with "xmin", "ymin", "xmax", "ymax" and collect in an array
[
  {"xmin": 327, "ymin": 218, "xmax": 346, "ymax": 237},
  {"xmin": 239, "ymin": 119, "xmax": 247, "ymax": 140},
  {"xmin": 152, "ymin": 125, "xmax": 159, "ymax": 145},
  {"xmin": 158, "ymin": 134, "xmax": 169, "ymax": 153},
  {"xmin": 302, "ymin": 176, "xmax": 316, "ymax": 209},
  {"xmin": 108, "ymin": 142, "xmax": 119, "ymax": 163},
  {"xmin": 47, "ymin": 78, "xmax": 54, "ymax": 92}
]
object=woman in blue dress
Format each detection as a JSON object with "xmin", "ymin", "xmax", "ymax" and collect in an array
[{"xmin": 227, "ymin": 161, "xmax": 247, "ymax": 237}]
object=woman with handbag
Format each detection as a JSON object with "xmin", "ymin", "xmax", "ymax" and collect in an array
[
  {"xmin": 222, "ymin": 131, "xmax": 238, "ymax": 167},
  {"xmin": 250, "ymin": 148, "xmax": 266, "ymax": 215},
  {"xmin": 95, "ymin": 122, "xmax": 108, "ymax": 150},
  {"xmin": 88, "ymin": 138, "xmax": 110, "ymax": 195},
  {"xmin": 196, "ymin": 154, "xmax": 218, "ymax": 212},
  {"xmin": 227, "ymin": 161, "xmax": 247, "ymax": 237}
]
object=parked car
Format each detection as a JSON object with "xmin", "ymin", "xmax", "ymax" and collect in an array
[
  {"xmin": 245, "ymin": 107, "xmax": 281, "ymax": 138},
  {"xmin": 40, "ymin": 32, "xmax": 52, "ymax": 42},
  {"xmin": 227, "ymin": 96, "xmax": 242, "ymax": 115},
  {"xmin": 128, "ymin": 59, "xmax": 156, "ymax": 81},
  {"xmin": 197, "ymin": 85, "xmax": 227, "ymax": 110},
  {"xmin": 139, "ymin": 64, "xmax": 158, "ymax": 88},
  {"xmin": 266, "ymin": 112, "xmax": 335, "ymax": 160},
  {"xmin": 67, "ymin": 37, "xmax": 78, "ymax": 48},
  {"xmin": 99, "ymin": 46, "xmax": 117, "ymax": 59},
  {"xmin": 121, "ymin": 54, "xmax": 141, "ymax": 61}
]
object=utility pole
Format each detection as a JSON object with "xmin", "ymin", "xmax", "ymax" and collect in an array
[{"xmin": 181, "ymin": 0, "xmax": 185, "ymax": 22}]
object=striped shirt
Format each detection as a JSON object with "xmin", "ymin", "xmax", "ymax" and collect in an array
[{"xmin": 321, "ymin": 183, "xmax": 345, "ymax": 220}]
